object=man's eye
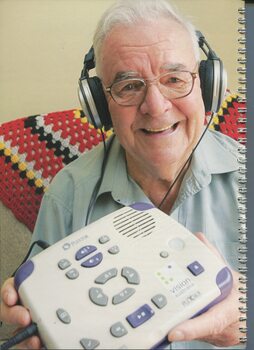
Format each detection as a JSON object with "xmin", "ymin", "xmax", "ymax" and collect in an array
[
  {"xmin": 113, "ymin": 80, "xmax": 145, "ymax": 96},
  {"xmin": 169, "ymin": 77, "xmax": 181, "ymax": 83},
  {"xmin": 163, "ymin": 76, "xmax": 183, "ymax": 85},
  {"xmin": 121, "ymin": 80, "xmax": 144, "ymax": 92}
]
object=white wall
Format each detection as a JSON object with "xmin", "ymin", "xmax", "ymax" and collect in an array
[{"xmin": 0, "ymin": 0, "xmax": 242, "ymax": 122}]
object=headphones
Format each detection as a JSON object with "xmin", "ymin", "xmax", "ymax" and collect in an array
[{"xmin": 78, "ymin": 31, "xmax": 227, "ymax": 130}]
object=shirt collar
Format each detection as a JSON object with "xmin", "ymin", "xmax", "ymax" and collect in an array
[{"xmin": 97, "ymin": 136, "xmax": 149, "ymax": 206}]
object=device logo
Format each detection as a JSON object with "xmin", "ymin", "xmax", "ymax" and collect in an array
[
  {"xmin": 62, "ymin": 235, "xmax": 88, "ymax": 250},
  {"xmin": 169, "ymin": 277, "xmax": 193, "ymax": 297},
  {"xmin": 182, "ymin": 290, "xmax": 201, "ymax": 307}
]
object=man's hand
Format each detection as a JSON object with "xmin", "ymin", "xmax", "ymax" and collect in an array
[
  {"xmin": 0, "ymin": 277, "xmax": 42, "ymax": 349},
  {"xmin": 167, "ymin": 233, "xmax": 246, "ymax": 347}
]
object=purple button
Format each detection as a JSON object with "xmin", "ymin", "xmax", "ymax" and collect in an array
[
  {"xmin": 81, "ymin": 252, "xmax": 103, "ymax": 268},
  {"xmin": 187, "ymin": 261, "xmax": 204, "ymax": 276},
  {"xmin": 75, "ymin": 245, "xmax": 97, "ymax": 260},
  {"xmin": 126, "ymin": 304, "xmax": 154, "ymax": 328}
]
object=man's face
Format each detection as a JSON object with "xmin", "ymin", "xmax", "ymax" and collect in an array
[{"xmin": 100, "ymin": 19, "xmax": 205, "ymax": 178}]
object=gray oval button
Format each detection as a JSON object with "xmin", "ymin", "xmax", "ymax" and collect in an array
[
  {"xmin": 108, "ymin": 245, "xmax": 120, "ymax": 255},
  {"xmin": 110, "ymin": 322, "xmax": 128, "ymax": 338},
  {"xmin": 56, "ymin": 308, "xmax": 71, "ymax": 324},
  {"xmin": 58, "ymin": 259, "xmax": 71, "ymax": 270},
  {"xmin": 80, "ymin": 338, "xmax": 100, "ymax": 349},
  {"xmin": 66, "ymin": 268, "xmax": 79, "ymax": 280}
]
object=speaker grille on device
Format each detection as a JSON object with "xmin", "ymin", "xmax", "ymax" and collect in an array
[{"xmin": 113, "ymin": 208, "xmax": 156, "ymax": 238}]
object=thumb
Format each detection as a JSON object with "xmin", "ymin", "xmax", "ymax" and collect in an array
[{"xmin": 167, "ymin": 300, "xmax": 233, "ymax": 343}]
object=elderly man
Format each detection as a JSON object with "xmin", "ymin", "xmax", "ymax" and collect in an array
[{"xmin": 0, "ymin": 0, "xmax": 244, "ymax": 349}]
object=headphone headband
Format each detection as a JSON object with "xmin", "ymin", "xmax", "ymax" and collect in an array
[{"xmin": 82, "ymin": 47, "xmax": 95, "ymax": 76}]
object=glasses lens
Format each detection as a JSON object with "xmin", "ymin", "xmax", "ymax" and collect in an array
[
  {"xmin": 159, "ymin": 71, "xmax": 194, "ymax": 99},
  {"xmin": 111, "ymin": 79, "xmax": 146, "ymax": 106}
]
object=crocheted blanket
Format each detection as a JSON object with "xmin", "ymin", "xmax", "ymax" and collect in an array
[{"xmin": 0, "ymin": 93, "xmax": 246, "ymax": 232}]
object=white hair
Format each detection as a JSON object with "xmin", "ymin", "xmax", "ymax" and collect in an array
[{"xmin": 93, "ymin": 0, "xmax": 200, "ymax": 76}]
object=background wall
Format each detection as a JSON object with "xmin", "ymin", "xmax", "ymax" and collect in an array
[{"xmin": 0, "ymin": 0, "xmax": 242, "ymax": 123}]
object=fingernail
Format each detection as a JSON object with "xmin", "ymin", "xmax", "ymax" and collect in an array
[{"xmin": 169, "ymin": 330, "xmax": 185, "ymax": 341}]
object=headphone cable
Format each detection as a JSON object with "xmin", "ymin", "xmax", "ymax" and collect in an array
[
  {"xmin": 11, "ymin": 240, "xmax": 50, "ymax": 277},
  {"xmin": 85, "ymin": 132, "xmax": 115, "ymax": 225},
  {"xmin": 158, "ymin": 112, "xmax": 215, "ymax": 210},
  {"xmin": 0, "ymin": 323, "xmax": 38, "ymax": 350}
]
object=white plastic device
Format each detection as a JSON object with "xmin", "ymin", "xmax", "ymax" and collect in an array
[{"xmin": 15, "ymin": 203, "xmax": 233, "ymax": 349}]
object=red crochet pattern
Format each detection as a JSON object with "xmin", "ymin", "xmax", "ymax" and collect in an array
[
  {"xmin": 0, "ymin": 94, "xmax": 246, "ymax": 232},
  {"xmin": 0, "ymin": 109, "xmax": 111, "ymax": 231},
  {"xmin": 209, "ymin": 93, "xmax": 246, "ymax": 142}
]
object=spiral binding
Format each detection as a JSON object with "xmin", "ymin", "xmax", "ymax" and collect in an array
[{"xmin": 237, "ymin": 1, "xmax": 247, "ymax": 343}]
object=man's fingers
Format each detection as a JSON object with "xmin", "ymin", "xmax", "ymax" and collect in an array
[
  {"xmin": 168, "ymin": 296, "xmax": 238, "ymax": 343},
  {"xmin": 0, "ymin": 303, "xmax": 31, "ymax": 327},
  {"xmin": 168, "ymin": 309, "xmax": 224, "ymax": 342},
  {"xmin": 1, "ymin": 278, "xmax": 18, "ymax": 307},
  {"xmin": 17, "ymin": 335, "xmax": 42, "ymax": 350},
  {"xmin": 1, "ymin": 277, "xmax": 31, "ymax": 327},
  {"xmin": 1, "ymin": 277, "xmax": 38, "ymax": 349}
]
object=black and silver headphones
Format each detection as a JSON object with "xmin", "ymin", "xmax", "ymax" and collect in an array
[
  {"xmin": 78, "ymin": 47, "xmax": 112, "ymax": 131},
  {"xmin": 78, "ymin": 31, "xmax": 227, "ymax": 130}
]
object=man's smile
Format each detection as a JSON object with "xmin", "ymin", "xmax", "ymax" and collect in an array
[{"xmin": 142, "ymin": 122, "xmax": 179, "ymax": 134}]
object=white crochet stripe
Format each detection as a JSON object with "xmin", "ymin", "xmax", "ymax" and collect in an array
[{"xmin": 35, "ymin": 115, "xmax": 82, "ymax": 158}]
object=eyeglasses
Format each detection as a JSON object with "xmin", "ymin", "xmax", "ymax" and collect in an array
[{"xmin": 104, "ymin": 70, "xmax": 198, "ymax": 106}]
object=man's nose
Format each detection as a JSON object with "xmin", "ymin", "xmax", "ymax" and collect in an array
[{"xmin": 139, "ymin": 84, "xmax": 173, "ymax": 117}]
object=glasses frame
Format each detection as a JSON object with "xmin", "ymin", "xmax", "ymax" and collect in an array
[{"xmin": 104, "ymin": 70, "xmax": 198, "ymax": 106}]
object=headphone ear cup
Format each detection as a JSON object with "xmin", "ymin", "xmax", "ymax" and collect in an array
[
  {"xmin": 78, "ymin": 76, "xmax": 112, "ymax": 130},
  {"xmin": 199, "ymin": 58, "xmax": 227, "ymax": 113},
  {"xmin": 199, "ymin": 59, "xmax": 214, "ymax": 113}
]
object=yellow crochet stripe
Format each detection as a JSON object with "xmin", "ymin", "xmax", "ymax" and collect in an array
[
  {"xmin": 209, "ymin": 93, "xmax": 239, "ymax": 131},
  {"xmin": 217, "ymin": 93, "xmax": 238, "ymax": 118},
  {"xmin": 0, "ymin": 140, "xmax": 46, "ymax": 192},
  {"xmin": 74, "ymin": 109, "xmax": 88, "ymax": 124},
  {"xmin": 73, "ymin": 109, "xmax": 113, "ymax": 138}
]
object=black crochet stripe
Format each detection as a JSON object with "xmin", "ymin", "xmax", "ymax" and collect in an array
[
  {"xmin": 0, "ymin": 145, "xmax": 44, "ymax": 195},
  {"xmin": 24, "ymin": 115, "xmax": 78, "ymax": 164}
]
